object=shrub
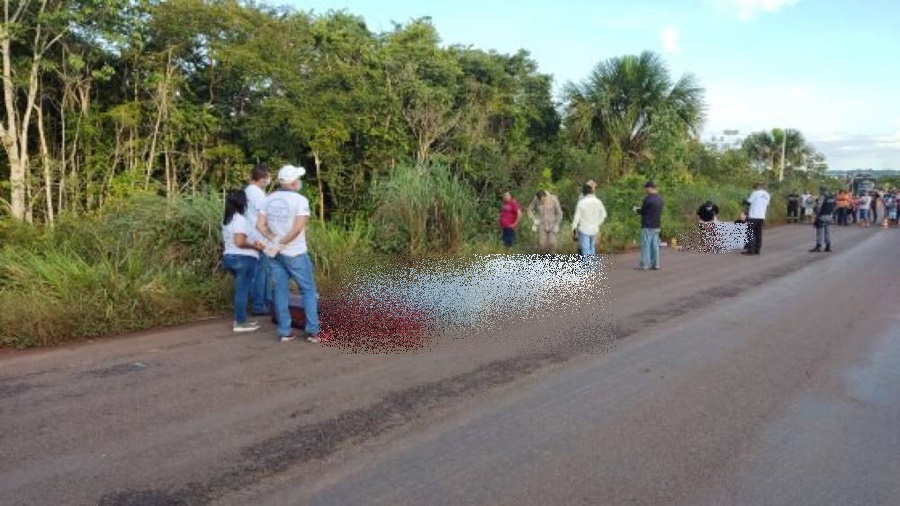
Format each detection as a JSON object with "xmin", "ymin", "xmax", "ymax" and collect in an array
[
  {"xmin": 371, "ymin": 164, "xmax": 478, "ymax": 256},
  {"xmin": 0, "ymin": 196, "xmax": 231, "ymax": 348}
]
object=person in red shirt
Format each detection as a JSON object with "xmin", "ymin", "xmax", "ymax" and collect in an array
[{"xmin": 499, "ymin": 191, "xmax": 522, "ymax": 249}]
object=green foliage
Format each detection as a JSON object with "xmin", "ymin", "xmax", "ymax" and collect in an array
[
  {"xmin": 563, "ymin": 51, "xmax": 706, "ymax": 176},
  {"xmin": 371, "ymin": 164, "xmax": 478, "ymax": 256},
  {"xmin": 306, "ymin": 217, "xmax": 374, "ymax": 282},
  {"xmin": 0, "ymin": 0, "xmax": 843, "ymax": 348},
  {"xmin": 0, "ymin": 196, "xmax": 227, "ymax": 348}
]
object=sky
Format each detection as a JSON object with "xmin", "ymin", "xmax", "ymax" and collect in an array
[{"xmin": 286, "ymin": 0, "xmax": 900, "ymax": 170}]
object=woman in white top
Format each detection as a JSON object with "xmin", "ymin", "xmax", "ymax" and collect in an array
[{"xmin": 222, "ymin": 190, "xmax": 266, "ymax": 332}]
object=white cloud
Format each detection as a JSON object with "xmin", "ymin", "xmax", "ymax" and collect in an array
[
  {"xmin": 709, "ymin": 0, "xmax": 801, "ymax": 20},
  {"xmin": 701, "ymin": 79, "xmax": 900, "ymax": 169},
  {"xmin": 875, "ymin": 132, "xmax": 900, "ymax": 149},
  {"xmin": 660, "ymin": 27, "xmax": 680, "ymax": 54},
  {"xmin": 810, "ymin": 134, "xmax": 900, "ymax": 169}
]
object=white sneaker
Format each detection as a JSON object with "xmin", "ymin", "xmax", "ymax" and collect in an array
[
  {"xmin": 233, "ymin": 321, "xmax": 260, "ymax": 333},
  {"xmin": 279, "ymin": 334, "xmax": 297, "ymax": 343}
]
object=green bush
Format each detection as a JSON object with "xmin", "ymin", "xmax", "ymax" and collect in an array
[
  {"xmin": 371, "ymin": 164, "xmax": 478, "ymax": 256},
  {"xmin": 0, "ymin": 175, "xmax": 808, "ymax": 349},
  {"xmin": 307, "ymin": 217, "xmax": 374, "ymax": 285},
  {"xmin": 0, "ymin": 193, "xmax": 382, "ymax": 348},
  {"xmin": 0, "ymin": 196, "xmax": 230, "ymax": 348}
]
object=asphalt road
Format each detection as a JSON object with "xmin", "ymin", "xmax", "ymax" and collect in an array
[{"xmin": 1, "ymin": 224, "xmax": 897, "ymax": 505}]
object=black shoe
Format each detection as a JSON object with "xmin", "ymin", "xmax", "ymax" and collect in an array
[
  {"xmin": 809, "ymin": 246, "xmax": 821, "ymax": 252},
  {"xmin": 824, "ymin": 245, "xmax": 831, "ymax": 253}
]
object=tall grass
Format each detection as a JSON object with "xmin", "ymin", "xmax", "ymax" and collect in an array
[
  {"xmin": 0, "ymin": 194, "xmax": 374, "ymax": 349},
  {"xmin": 0, "ymin": 176, "xmax": 808, "ymax": 349},
  {"xmin": 371, "ymin": 164, "xmax": 478, "ymax": 256},
  {"xmin": 0, "ymin": 196, "xmax": 231, "ymax": 348},
  {"xmin": 306, "ymin": 217, "xmax": 375, "ymax": 293}
]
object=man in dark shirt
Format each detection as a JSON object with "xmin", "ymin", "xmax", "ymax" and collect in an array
[
  {"xmin": 787, "ymin": 190, "xmax": 800, "ymax": 223},
  {"xmin": 810, "ymin": 186, "xmax": 836, "ymax": 253},
  {"xmin": 696, "ymin": 200, "xmax": 719, "ymax": 253},
  {"xmin": 634, "ymin": 180, "xmax": 664, "ymax": 270},
  {"xmin": 696, "ymin": 201, "xmax": 719, "ymax": 222},
  {"xmin": 870, "ymin": 191, "xmax": 880, "ymax": 224}
]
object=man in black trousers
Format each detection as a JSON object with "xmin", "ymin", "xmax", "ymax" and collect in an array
[
  {"xmin": 787, "ymin": 190, "xmax": 801, "ymax": 223},
  {"xmin": 742, "ymin": 182, "xmax": 770, "ymax": 255}
]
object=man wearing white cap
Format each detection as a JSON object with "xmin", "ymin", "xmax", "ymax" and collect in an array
[{"xmin": 257, "ymin": 164, "xmax": 321, "ymax": 343}]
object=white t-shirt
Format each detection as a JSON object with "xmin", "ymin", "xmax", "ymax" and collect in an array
[
  {"xmin": 222, "ymin": 214, "xmax": 259, "ymax": 258},
  {"xmin": 261, "ymin": 190, "xmax": 312, "ymax": 256},
  {"xmin": 858, "ymin": 195, "xmax": 872, "ymax": 210},
  {"xmin": 747, "ymin": 190, "xmax": 770, "ymax": 220},
  {"xmin": 243, "ymin": 184, "xmax": 267, "ymax": 241},
  {"xmin": 571, "ymin": 194, "xmax": 608, "ymax": 236}
]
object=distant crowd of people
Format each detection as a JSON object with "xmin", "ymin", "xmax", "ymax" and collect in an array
[
  {"xmin": 695, "ymin": 184, "xmax": 899, "ymax": 254},
  {"xmin": 498, "ymin": 179, "xmax": 665, "ymax": 269},
  {"xmin": 784, "ymin": 187, "xmax": 900, "ymax": 228},
  {"xmin": 500, "ymin": 178, "xmax": 900, "ymax": 265}
]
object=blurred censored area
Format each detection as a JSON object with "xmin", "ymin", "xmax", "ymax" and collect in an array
[
  {"xmin": 675, "ymin": 222, "xmax": 753, "ymax": 253},
  {"xmin": 309, "ymin": 255, "xmax": 615, "ymax": 355}
]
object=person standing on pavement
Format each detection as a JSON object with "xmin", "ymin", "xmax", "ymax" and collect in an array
[
  {"xmin": 571, "ymin": 183, "xmax": 607, "ymax": 258},
  {"xmin": 787, "ymin": 190, "xmax": 801, "ymax": 224},
  {"xmin": 743, "ymin": 182, "xmax": 770, "ymax": 256},
  {"xmin": 857, "ymin": 191, "xmax": 873, "ymax": 228},
  {"xmin": 221, "ymin": 190, "xmax": 266, "ymax": 333},
  {"xmin": 870, "ymin": 191, "xmax": 880, "ymax": 224},
  {"xmin": 527, "ymin": 190, "xmax": 564, "ymax": 254},
  {"xmin": 810, "ymin": 186, "xmax": 836, "ymax": 253},
  {"xmin": 245, "ymin": 164, "xmax": 272, "ymax": 316},
  {"xmin": 886, "ymin": 191, "xmax": 898, "ymax": 227},
  {"xmin": 802, "ymin": 190, "xmax": 815, "ymax": 224},
  {"xmin": 498, "ymin": 191, "xmax": 522, "ymax": 249},
  {"xmin": 835, "ymin": 190, "xmax": 851, "ymax": 226},
  {"xmin": 634, "ymin": 180, "xmax": 663, "ymax": 270},
  {"xmin": 576, "ymin": 180, "xmax": 600, "ymax": 255},
  {"xmin": 257, "ymin": 165, "xmax": 322, "ymax": 343}
]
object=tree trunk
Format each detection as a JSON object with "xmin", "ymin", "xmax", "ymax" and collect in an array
[
  {"xmin": 146, "ymin": 49, "xmax": 175, "ymax": 189},
  {"xmin": 35, "ymin": 100, "xmax": 54, "ymax": 226},
  {"xmin": 1, "ymin": 34, "xmax": 27, "ymax": 220}
]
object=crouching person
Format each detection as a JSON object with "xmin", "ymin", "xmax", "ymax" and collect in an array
[{"xmin": 696, "ymin": 200, "xmax": 720, "ymax": 252}]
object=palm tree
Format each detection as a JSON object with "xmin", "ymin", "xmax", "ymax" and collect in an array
[
  {"xmin": 562, "ymin": 51, "xmax": 706, "ymax": 177},
  {"xmin": 742, "ymin": 131, "xmax": 778, "ymax": 174},
  {"xmin": 742, "ymin": 128, "xmax": 814, "ymax": 178}
]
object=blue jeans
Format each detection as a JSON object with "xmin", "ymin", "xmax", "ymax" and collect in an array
[
  {"xmin": 270, "ymin": 253, "xmax": 319, "ymax": 337},
  {"xmin": 250, "ymin": 255, "xmax": 272, "ymax": 314},
  {"xmin": 501, "ymin": 227, "xmax": 516, "ymax": 248},
  {"xmin": 640, "ymin": 228, "xmax": 661, "ymax": 269},
  {"xmin": 578, "ymin": 231, "xmax": 596, "ymax": 257},
  {"xmin": 223, "ymin": 254, "xmax": 259, "ymax": 324}
]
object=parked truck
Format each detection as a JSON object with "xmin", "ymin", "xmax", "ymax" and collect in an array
[{"xmin": 850, "ymin": 173, "xmax": 877, "ymax": 196}]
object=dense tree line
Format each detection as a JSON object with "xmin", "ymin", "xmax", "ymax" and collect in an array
[{"xmin": 0, "ymin": 0, "xmax": 827, "ymax": 225}]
